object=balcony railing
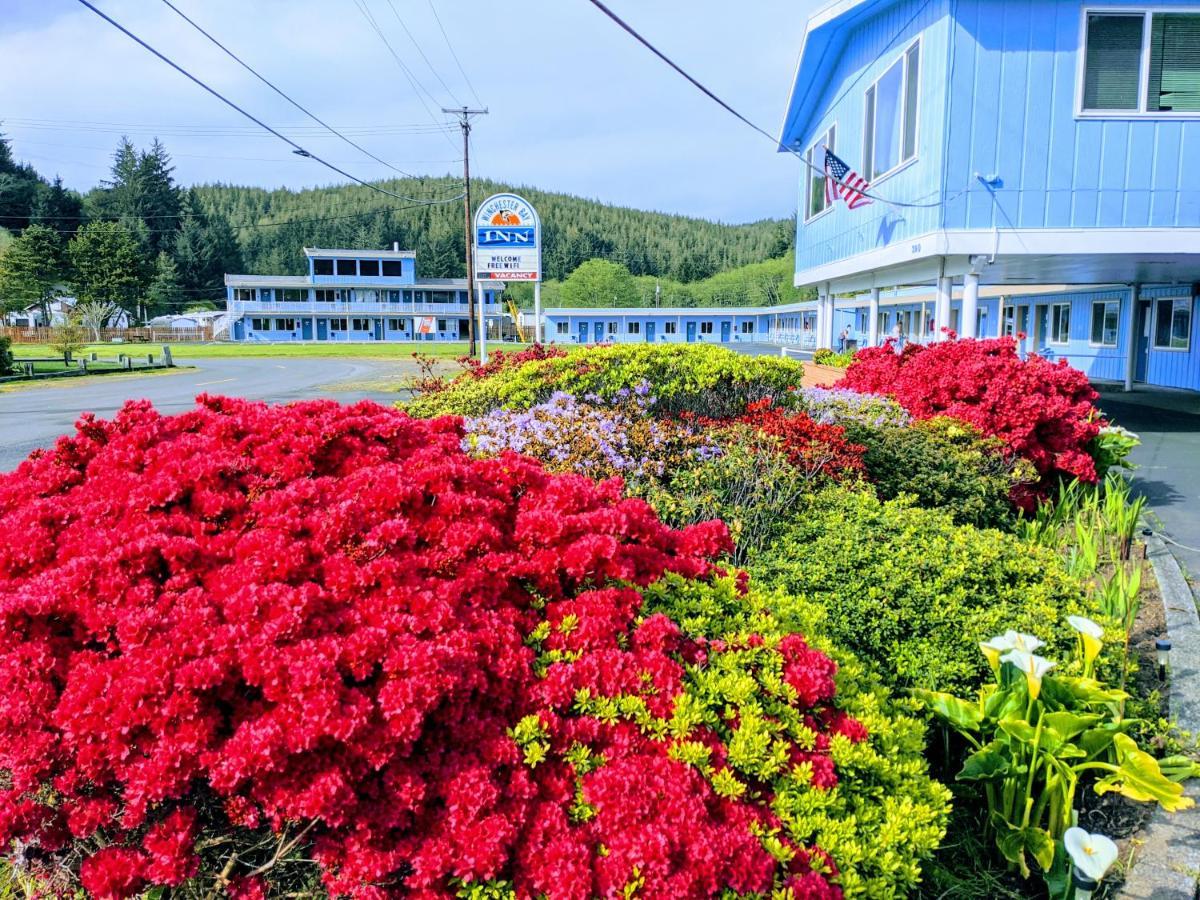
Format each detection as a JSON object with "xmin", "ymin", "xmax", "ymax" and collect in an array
[{"xmin": 230, "ymin": 300, "xmax": 503, "ymax": 316}]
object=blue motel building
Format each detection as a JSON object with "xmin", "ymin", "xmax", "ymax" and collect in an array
[
  {"xmin": 770, "ymin": 0, "xmax": 1200, "ymax": 390},
  {"xmin": 225, "ymin": 247, "xmax": 503, "ymax": 343}
]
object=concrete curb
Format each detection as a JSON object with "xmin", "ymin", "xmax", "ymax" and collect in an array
[{"xmin": 1119, "ymin": 535, "xmax": 1200, "ymax": 899}]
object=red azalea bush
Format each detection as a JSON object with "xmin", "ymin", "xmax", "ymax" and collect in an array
[
  {"xmin": 459, "ymin": 342, "xmax": 568, "ymax": 380},
  {"xmin": 838, "ymin": 338, "xmax": 1102, "ymax": 495},
  {"xmin": 731, "ymin": 400, "xmax": 867, "ymax": 482},
  {"xmin": 0, "ymin": 396, "xmax": 865, "ymax": 898}
]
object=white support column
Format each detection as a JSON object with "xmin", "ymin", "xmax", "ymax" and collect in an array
[
  {"xmin": 1123, "ymin": 284, "xmax": 1139, "ymax": 392},
  {"xmin": 477, "ymin": 284, "xmax": 487, "ymax": 364},
  {"xmin": 533, "ymin": 282, "xmax": 543, "ymax": 343},
  {"xmin": 935, "ymin": 276, "xmax": 953, "ymax": 341},
  {"xmin": 815, "ymin": 291, "xmax": 827, "ymax": 349},
  {"xmin": 961, "ymin": 273, "xmax": 980, "ymax": 339},
  {"xmin": 868, "ymin": 288, "xmax": 881, "ymax": 347}
]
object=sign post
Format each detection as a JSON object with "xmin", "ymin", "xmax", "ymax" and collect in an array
[{"xmin": 474, "ymin": 193, "xmax": 542, "ymax": 359}]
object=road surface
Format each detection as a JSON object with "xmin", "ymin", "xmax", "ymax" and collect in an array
[{"xmin": 0, "ymin": 358, "xmax": 405, "ymax": 471}]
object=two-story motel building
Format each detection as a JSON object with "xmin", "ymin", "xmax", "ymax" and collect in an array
[
  {"xmin": 777, "ymin": 0, "xmax": 1200, "ymax": 390},
  {"xmin": 225, "ymin": 247, "xmax": 503, "ymax": 343}
]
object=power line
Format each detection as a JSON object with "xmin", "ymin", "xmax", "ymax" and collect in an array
[
  {"xmin": 580, "ymin": 0, "xmax": 951, "ymax": 211},
  {"xmin": 159, "ymin": 0, "xmax": 461, "ymax": 199},
  {"xmin": 380, "ymin": 0, "xmax": 461, "ymax": 107},
  {"xmin": 425, "ymin": 0, "xmax": 484, "ymax": 108},
  {"xmin": 71, "ymin": 0, "xmax": 464, "ymax": 209}
]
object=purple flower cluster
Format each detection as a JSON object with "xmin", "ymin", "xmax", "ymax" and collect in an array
[
  {"xmin": 463, "ymin": 386, "xmax": 718, "ymax": 482},
  {"xmin": 797, "ymin": 387, "xmax": 911, "ymax": 430}
]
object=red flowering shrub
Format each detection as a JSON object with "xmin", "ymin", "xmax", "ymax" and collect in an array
[
  {"xmin": 838, "ymin": 338, "xmax": 1102, "ymax": 496},
  {"xmin": 459, "ymin": 342, "xmax": 568, "ymax": 379},
  {"xmin": 0, "ymin": 396, "xmax": 877, "ymax": 898},
  {"xmin": 730, "ymin": 400, "xmax": 866, "ymax": 481}
]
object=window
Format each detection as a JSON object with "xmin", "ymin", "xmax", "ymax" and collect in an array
[
  {"xmin": 382, "ymin": 260, "xmax": 404, "ymax": 277},
  {"xmin": 430, "ymin": 291, "xmax": 454, "ymax": 304},
  {"xmin": 700, "ymin": 322, "xmax": 714, "ymax": 335},
  {"xmin": 741, "ymin": 321, "xmax": 754, "ymax": 334},
  {"xmin": 607, "ymin": 322, "xmax": 617, "ymax": 335},
  {"xmin": 627, "ymin": 321, "xmax": 641, "ymax": 334},
  {"xmin": 437, "ymin": 319, "xmax": 449, "ymax": 331},
  {"xmin": 388, "ymin": 318, "xmax": 404, "ymax": 330},
  {"xmin": 1050, "ymin": 303, "xmax": 1071, "ymax": 344},
  {"xmin": 1082, "ymin": 12, "xmax": 1200, "ymax": 114},
  {"xmin": 281, "ymin": 289, "xmax": 307, "ymax": 302},
  {"xmin": 356, "ymin": 290, "xmax": 379, "ymax": 304},
  {"xmin": 313, "ymin": 258, "xmax": 334, "ymax": 276},
  {"xmin": 336, "ymin": 259, "xmax": 357, "ymax": 276},
  {"xmin": 1090, "ymin": 300, "xmax": 1120, "ymax": 346},
  {"xmin": 277, "ymin": 318, "xmax": 296, "ymax": 331},
  {"xmin": 330, "ymin": 318, "xmax": 348, "ymax": 331},
  {"xmin": 235, "ymin": 288, "xmax": 255, "ymax": 303},
  {"xmin": 359, "ymin": 259, "xmax": 380, "ymax": 277},
  {"xmin": 315, "ymin": 289, "xmax": 339, "ymax": 303},
  {"xmin": 250, "ymin": 318, "xmax": 268, "ymax": 330},
  {"xmin": 556, "ymin": 321, "xmax": 569, "ymax": 335},
  {"xmin": 352, "ymin": 318, "xmax": 371, "ymax": 331},
  {"xmin": 864, "ymin": 41, "xmax": 920, "ymax": 179},
  {"xmin": 804, "ymin": 125, "xmax": 836, "ymax": 220},
  {"xmin": 1154, "ymin": 297, "xmax": 1192, "ymax": 349},
  {"xmin": 664, "ymin": 321, "xmax": 677, "ymax": 334}
]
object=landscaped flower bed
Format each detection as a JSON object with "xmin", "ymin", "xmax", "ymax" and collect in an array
[{"xmin": 1, "ymin": 341, "xmax": 1196, "ymax": 899}]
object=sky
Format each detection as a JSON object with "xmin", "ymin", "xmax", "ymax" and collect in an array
[{"xmin": 0, "ymin": 0, "xmax": 820, "ymax": 224}]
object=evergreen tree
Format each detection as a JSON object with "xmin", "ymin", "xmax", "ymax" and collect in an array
[
  {"xmin": 0, "ymin": 132, "xmax": 44, "ymax": 232},
  {"xmin": 0, "ymin": 224, "xmax": 68, "ymax": 320},
  {"xmin": 135, "ymin": 139, "xmax": 182, "ymax": 255},
  {"xmin": 31, "ymin": 177, "xmax": 85, "ymax": 237},
  {"xmin": 68, "ymin": 222, "xmax": 150, "ymax": 323},
  {"xmin": 147, "ymin": 251, "xmax": 182, "ymax": 317}
]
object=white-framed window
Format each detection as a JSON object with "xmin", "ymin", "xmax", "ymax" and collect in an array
[
  {"xmin": 1080, "ymin": 10, "xmax": 1200, "ymax": 115},
  {"xmin": 664, "ymin": 321, "xmax": 677, "ymax": 334},
  {"xmin": 277, "ymin": 318, "xmax": 296, "ymax": 331},
  {"xmin": 804, "ymin": 124, "xmax": 836, "ymax": 221},
  {"xmin": 235, "ymin": 288, "xmax": 255, "ymax": 303},
  {"xmin": 437, "ymin": 319, "xmax": 449, "ymax": 332},
  {"xmin": 1153, "ymin": 297, "xmax": 1192, "ymax": 350},
  {"xmin": 864, "ymin": 40, "xmax": 920, "ymax": 180},
  {"xmin": 700, "ymin": 321, "xmax": 714, "ymax": 335},
  {"xmin": 1050, "ymin": 303, "xmax": 1071, "ymax": 344},
  {"xmin": 556, "ymin": 321, "xmax": 569, "ymax": 335},
  {"xmin": 250, "ymin": 318, "xmax": 268, "ymax": 330},
  {"xmin": 627, "ymin": 321, "xmax": 641, "ymax": 334},
  {"xmin": 315, "ymin": 289, "xmax": 338, "ymax": 302},
  {"xmin": 330, "ymin": 317, "xmax": 348, "ymax": 331},
  {"xmin": 352, "ymin": 318, "xmax": 371, "ymax": 331},
  {"xmin": 1090, "ymin": 300, "xmax": 1120, "ymax": 346},
  {"xmin": 281, "ymin": 288, "xmax": 307, "ymax": 302},
  {"xmin": 741, "ymin": 321, "xmax": 754, "ymax": 334},
  {"xmin": 607, "ymin": 322, "xmax": 618, "ymax": 334},
  {"xmin": 388, "ymin": 318, "xmax": 406, "ymax": 330}
]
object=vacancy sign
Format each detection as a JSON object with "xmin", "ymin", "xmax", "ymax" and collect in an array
[{"xmin": 474, "ymin": 193, "xmax": 541, "ymax": 281}]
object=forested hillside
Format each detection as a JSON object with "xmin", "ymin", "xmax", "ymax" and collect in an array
[
  {"xmin": 196, "ymin": 178, "xmax": 793, "ymax": 282},
  {"xmin": 0, "ymin": 132, "xmax": 798, "ymax": 321}
]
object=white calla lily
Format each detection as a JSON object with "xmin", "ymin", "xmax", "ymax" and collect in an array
[
  {"xmin": 1000, "ymin": 649, "xmax": 1056, "ymax": 700},
  {"xmin": 1067, "ymin": 616, "xmax": 1104, "ymax": 639},
  {"xmin": 986, "ymin": 630, "xmax": 1046, "ymax": 654},
  {"xmin": 1063, "ymin": 827, "xmax": 1118, "ymax": 882}
]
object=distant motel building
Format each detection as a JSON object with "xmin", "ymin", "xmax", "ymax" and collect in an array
[{"xmin": 225, "ymin": 247, "xmax": 503, "ymax": 343}]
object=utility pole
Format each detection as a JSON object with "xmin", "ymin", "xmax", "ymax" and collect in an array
[{"xmin": 443, "ymin": 106, "xmax": 488, "ymax": 357}]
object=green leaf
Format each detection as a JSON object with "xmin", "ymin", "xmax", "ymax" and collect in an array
[
  {"xmin": 1041, "ymin": 711, "xmax": 1103, "ymax": 742},
  {"xmin": 983, "ymin": 685, "xmax": 1027, "ymax": 722},
  {"xmin": 998, "ymin": 717, "xmax": 1038, "ymax": 745},
  {"xmin": 1095, "ymin": 734, "xmax": 1197, "ymax": 811},
  {"xmin": 995, "ymin": 822, "xmax": 1056, "ymax": 877},
  {"xmin": 913, "ymin": 689, "xmax": 982, "ymax": 732},
  {"xmin": 958, "ymin": 741, "xmax": 1011, "ymax": 782},
  {"xmin": 1040, "ymin": 676, "xmax": 1127, "ymax": 709}
]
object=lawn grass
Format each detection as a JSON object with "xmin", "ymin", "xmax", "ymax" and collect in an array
[{"xmin": 11, "ymin": 342, "xmax": 527, "ymax": 361}]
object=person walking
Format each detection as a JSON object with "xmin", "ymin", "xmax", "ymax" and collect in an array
[
  {"xmin": 838, "ymin": 327, "xmax": 849, "ymax": 353},
  {"xmin": 890, "ymin": 318, "xmax": 904, "ymax": 351}
]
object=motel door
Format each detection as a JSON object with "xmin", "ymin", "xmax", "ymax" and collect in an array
[
  {"xmin": 594, "ymin": 322, "xmax": 605, "ymax": 342},
  {"xmin": 720, "ymin": 321, "xmax": 731, "ymax": 343},
  {"xmin": 301, "ymin": 319, "xmax": 314, "ymax": 340},
  {"xmin": 1135, "ymin": 300, "xmax": 1152, "ymax": 382},
  {"xmin": 686, "ymin": 321, "xmax": 697, "ymax": 343},
  {"xmin": 1033, "ymin": 305, "xmax": 1050, "ymax": 352},
  {"xmin": 374, "ymin": 320, "xmax": 384, "ymax": 341},
  {"xmin": 578, "ymin": 321, "xmax": 588, "ymax": 343},
  {"xmin": 316, "ymin": 320, "xmax": 328, "ymax": 340},
  {"xmin": 646, "ymin": 322, "xmax": 656, "ymax": 342}
]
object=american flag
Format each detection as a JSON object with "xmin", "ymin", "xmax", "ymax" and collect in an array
[{"xmin": 825, "ymin": 149, "xmax": 874, "ymax": 210}]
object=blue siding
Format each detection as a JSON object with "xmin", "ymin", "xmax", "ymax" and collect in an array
[
  {"xmin": 943, "ymin": 0, "xmax": 1200, "ymax": 231},
  {"xmin": 794, "ymin": 0, "xmax": 950, "ymax": 273},
  {"xmin": 1141, "ymin": 286, "xmax": 1200, "ymax": 389}
]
